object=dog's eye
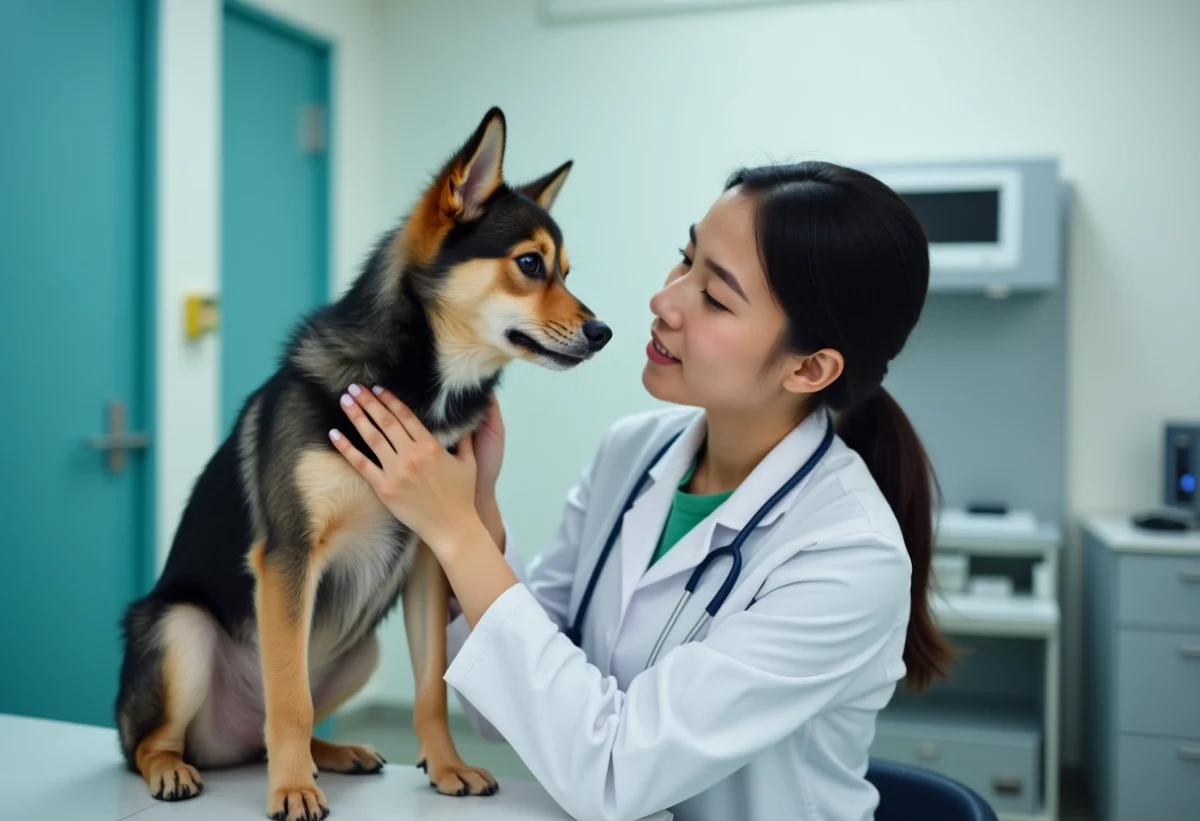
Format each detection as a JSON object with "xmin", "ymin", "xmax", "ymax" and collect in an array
[{"xmin": 517, "ymin": 253, "xmax": 544, "ymax": 277}]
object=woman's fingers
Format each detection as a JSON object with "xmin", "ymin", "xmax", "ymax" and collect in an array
[
  {"xmin": 369, "ymin": 385, "xmax": 436, "ymax": 446},
  {"xmin": 339, "ymin": 390, "xmax": 396, "ymax": 458},
  {"xmin": 345, "ymin": 383, "xmax": 413, "ymax": 449},
  {"xmin": 328, "ymin": 428, "xmax": 385, "ymax": 489}
]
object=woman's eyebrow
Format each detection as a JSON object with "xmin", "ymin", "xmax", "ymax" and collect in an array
[{"xmin": 691, "ymin": 224, "xmax": 749, "ymax": 302}]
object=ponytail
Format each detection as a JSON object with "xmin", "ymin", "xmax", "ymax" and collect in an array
[
  {"xmin": 726, "ymin": 160, "xmax": 953, "ymax": 689},
  {"xmin": 835, "ymin": 388, "xmax": 955, "ymax": 691}
]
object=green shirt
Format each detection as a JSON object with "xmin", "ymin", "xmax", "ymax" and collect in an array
[{"xmin": 648, "ymin": 452, "xmax": 733, "ymax": 568}]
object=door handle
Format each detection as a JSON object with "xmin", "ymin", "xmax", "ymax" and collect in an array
[
  {"xmin": 1177, "ymin": 646, "xmax": 1200, "ymax": 660},
  {"xmin": 87, "ymin": 400, "xmax": 149, "ymax": 474},
  {"xmin": 1180, "ymin": 571, "xmax": 1200, "ymax": 584}
]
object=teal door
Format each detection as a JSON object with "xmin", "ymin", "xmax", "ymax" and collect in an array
[
  {"xmin": 0, "ymin": 0, "xmax": 152, "ymax": 727},
  {"xmin": 221, "ymin": 4, "xmax": 330, "ymax": 433}
]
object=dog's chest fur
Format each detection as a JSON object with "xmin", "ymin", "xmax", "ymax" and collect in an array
[{"xmin": 295, "ymin": 415, "xmax": 479, "ymax": 667}]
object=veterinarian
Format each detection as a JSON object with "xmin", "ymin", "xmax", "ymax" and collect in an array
[{"xmin": 329, "ymin": 161, "xmax": 953, "ymax": 821}]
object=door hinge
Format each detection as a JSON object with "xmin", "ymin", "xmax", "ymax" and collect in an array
[{"xmin": 300, "ymin": 103, "xmax": 327, "ymax": 155}]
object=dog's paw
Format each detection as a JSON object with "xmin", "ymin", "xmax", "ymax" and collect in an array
[
  {"xmin": 311, "ymin": 739, "xmax": 385, "ymax": 775},
  {"xmin": 417, "ymin": 755, "xmax": 498, "ymax": 797},
  {"xmin": 267, "ymin": 782, "xmax": 329, "ymax": 821},
  {"xmin": 147, "ymin": 760, "xmax": 203, "ymax": 801}
]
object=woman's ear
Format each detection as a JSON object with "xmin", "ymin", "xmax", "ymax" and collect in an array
[{"xmin": 781, "ymin": 348, "xmax": 844, "ymax": 395}]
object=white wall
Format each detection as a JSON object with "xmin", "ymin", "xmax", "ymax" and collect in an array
[
  {"xmin": 152, "ymin": 0, "xmax": 1200, "ymax": 762},
  {"xmin": 372, "ymin": 0, "xmax": 1200, "ymax": 765},
  {"xmin": 154, "ymin": 0, "xmax": 390, "ymax": 709}
]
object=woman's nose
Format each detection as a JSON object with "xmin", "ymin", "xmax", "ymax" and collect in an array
[{"xmin": 649, "ymin": 284, "xmax": 682, "ymax": 328}]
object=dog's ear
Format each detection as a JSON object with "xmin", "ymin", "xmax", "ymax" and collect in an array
[
  {"xmin": 450, "ymin": 107, "xmax": 507, "ymax": 221},
  {"xmin": 518, "ymin": 160, "xmax": 572, "ymax": 211},
  {"xmin": 402, "ymin": 107, "xmax": 507, "ymax": 266}
]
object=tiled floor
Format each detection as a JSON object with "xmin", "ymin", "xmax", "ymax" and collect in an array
[{"xmin": 334, "ymin": 705, "xmax": 1098, "ymax": 819}]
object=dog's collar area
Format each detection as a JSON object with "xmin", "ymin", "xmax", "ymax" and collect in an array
[{"xmin": 505, "ymin": 329, "xmax": 584, "ymax": 367}]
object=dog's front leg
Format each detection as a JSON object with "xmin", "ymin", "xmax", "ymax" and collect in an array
[
  {"xmin": 403, "ymin": 539, "xmax": 499, "ymax": 797},
  {"xmin": 251, "ymin": 540, "xmax": 328, "ymax": 821}
]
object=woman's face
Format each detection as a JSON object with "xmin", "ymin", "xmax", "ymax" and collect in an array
[{"xmin": 643, "ymin": 188, "xmax": 804, "ymax": 413}]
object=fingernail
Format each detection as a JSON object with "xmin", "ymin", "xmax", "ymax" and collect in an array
[
  {"xmin": 348, "ymin": 383, "xmax": 361, "ymax": 396},
  {"xmin": 341, "ymin": 394, "xmax": 353, "ymax": 407},
  {"xmin": 372, "ymin": 386, "xmax": 383, "ymax": 396},
  {"xmin": 329, "ymin": 429, "xmax": 342, "ymax": 442}
]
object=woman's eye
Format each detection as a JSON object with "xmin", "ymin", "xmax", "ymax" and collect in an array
[
  {"xmin": 678, "ymin": 248, "xmax": 693, "ymax": 267},
  {"xmin": 517, "ymin": 253, "xmax": 544, "ymax": 276},
  {"xmin": 702, "ymin": 289, "xmax": 728, "ymax": 312}
]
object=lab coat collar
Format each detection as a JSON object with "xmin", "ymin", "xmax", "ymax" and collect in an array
[
  {"xmin": 619, "ymin": 409, "xmax": 833, "ymax": 606},
  {"xmin": 712, "ymin": 409, "xmax": 832, "ymax": 532},
  {"xmin": 617, "ymin": 412, "xmax": 708, "ymax": 618}
]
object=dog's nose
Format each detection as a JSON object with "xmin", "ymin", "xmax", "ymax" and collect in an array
[{"xmin": 582, "ymin": 319, "xmax": 612, "ymax": 351}]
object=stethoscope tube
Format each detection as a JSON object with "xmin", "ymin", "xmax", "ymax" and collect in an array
[
  {"xmin": 564, "ymin": 433, "xmax": 681, "ymax": 647},
  {"xmin": 645, "ymin": 544, "xmax": 742, "ymax": 667},
  {"xmin": 569, "ymin": 414, "xmax": 836, "ymax": 668}
]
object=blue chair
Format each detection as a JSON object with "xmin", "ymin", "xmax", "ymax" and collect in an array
[{"xmin": 866, "ymin": 759, "xmax": 998, "ymax": 821}]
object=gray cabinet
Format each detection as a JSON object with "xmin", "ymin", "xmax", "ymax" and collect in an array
[
  {"xmin": 871, "ymin": 518, "xmax": 1062, "ymax": 820},
  {"xmin": 872, "ymin": 705, "xmax": 1043, "ymax": 816},
  {"xmin": 1082, "ymin": 517, "xmax": 1200, "ymax": 821}
]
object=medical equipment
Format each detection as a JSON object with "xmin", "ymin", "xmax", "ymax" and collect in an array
[
  {"xmin": 861, "ymin": 157, "xmax": 1063, "ymax": 295},
  {"xmin": 565, "ymin": 415, "xmax": 836, "ymax": 666}
]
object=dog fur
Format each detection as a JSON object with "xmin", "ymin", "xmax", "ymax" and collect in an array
[{"xmin": 114, "ymin": 107, "xmax": 609, "ymax": 821}]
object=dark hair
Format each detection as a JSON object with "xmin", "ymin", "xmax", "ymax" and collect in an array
[{"xmin": 726, "ymin": 161, "xmax": 954, "ymax": 690}]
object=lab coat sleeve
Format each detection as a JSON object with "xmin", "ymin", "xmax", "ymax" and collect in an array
[
  {"xmin": 445, "ymin": 544, "xmax": 531, "ymax": 741},
  {"xmin": 445, "ymin": 435, "xmax": 602, "ymax": 740},
  {"xmin": 443, "ymin": 532, "xmax": 911, "ymax": 821}
]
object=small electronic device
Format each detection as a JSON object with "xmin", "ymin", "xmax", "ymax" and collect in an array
[
  {"xmin": 1164, "ymin": 421, "xmax": 1199, "ymax": 513},
  {"xmin": 1132, "ymin": 512, "xmax": 1190, "ymax": 532},
  {"xmin": 1132, "ymin": 422, "xmax": 1200, "ymax": 533},
  {"xmin": 967, "ymin": 501, "xmax": 1009, "ymax": 515}
]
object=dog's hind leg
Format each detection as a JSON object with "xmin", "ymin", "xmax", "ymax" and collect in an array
[
  {"xmin": 404, "ymin": 540, "xmax": 498, "ymax": 797},
  {"xmin": 250, "ymin": 539, "xmax": 329, "ymax": 821},
  {"xmin": 309, "ymin": 633, "xmax": 386, "ymax": 775},
  {"xmin": 118, "ymin": 603, "xmax": 217, "ymax": 801}
]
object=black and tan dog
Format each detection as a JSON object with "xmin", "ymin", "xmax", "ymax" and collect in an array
[{"xmin": 115, "ymin": 107, "xmax": 610, "ymax": 821}]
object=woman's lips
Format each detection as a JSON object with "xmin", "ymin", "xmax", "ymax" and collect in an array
[{"xmin": 647, "ymin": 332, "xmax": 680, "ymax": 365}]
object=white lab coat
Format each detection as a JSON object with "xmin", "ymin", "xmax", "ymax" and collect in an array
[{"xmin": 444, "ymin": 405, "xmax": 912, "ymax": 821}]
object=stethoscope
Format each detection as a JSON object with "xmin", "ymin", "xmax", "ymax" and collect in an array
[{"xmin": 564, "ymin": 414, "xmax": 836, "ymax": 668}]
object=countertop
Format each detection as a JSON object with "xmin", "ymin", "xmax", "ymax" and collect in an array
[
  {"xmin": 1, "ymin": 713, "xmax": 671, "ymax": 821},
  {"xmin": 1080, "ymin": 513, "xmax": 1200, "ymax": 555}
]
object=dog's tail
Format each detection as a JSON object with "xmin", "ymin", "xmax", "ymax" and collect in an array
[{"xmin": 114, "ymin": 596, "xmax": 171, "ymax": 772}]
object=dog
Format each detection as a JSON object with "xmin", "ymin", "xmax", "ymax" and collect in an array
[{"xmin": 115, "ymin": 106, "xmax": 610, "ymax": 821}]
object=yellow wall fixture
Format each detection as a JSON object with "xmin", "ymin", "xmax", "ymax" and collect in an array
[{"xmin": 184, "ymin": 293, "xmax": 219, "ymax": 342}]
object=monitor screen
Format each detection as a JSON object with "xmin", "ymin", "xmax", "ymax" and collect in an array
[{"xmin": 900, "ymin": 189, "xmax": 1001, "ymax": 244}]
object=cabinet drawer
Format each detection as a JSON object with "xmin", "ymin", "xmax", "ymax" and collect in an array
[
  {"xmin": 1115, "ymin": 734, "xmax": 1200, "ymax": 821},
  {"xmin": 1117, "ymin": 554, "xmax": 1200, "ymax": 629},
  {"xmin": 871, "ymin": 717, "xmax": 1040, "ymax": 816},
  {"xmin": 1117, "ymin": 629, "xmax": 1200, "ymax": 738}
]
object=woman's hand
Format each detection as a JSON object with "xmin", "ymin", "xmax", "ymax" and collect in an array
[
  {"xmin": 330, "ymin": 385, "xmax": 518, "ymax": 627},
  {"xmin": 329, "ymin": 384, "xmax": 478, "ymax": 549}
]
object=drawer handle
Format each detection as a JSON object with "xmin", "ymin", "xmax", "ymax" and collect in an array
[
  {"xmin": 1179, "ymin": 646, "xmax": 1200, "ymax": 659},
  {"xmin": 1179, "ymin": 747, "xmax": 1200, "ymax": 762},
  {"xmin": 1181, "ymin": 571, "xmax": 1200, "ymax": 584},
  {"xmin": 992, "ymin": 777, "xmax": 1024, "ymax": 797},
  {"xmin": 916, "ymin": 742, "xmax": 939, "ymax": 761}
]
